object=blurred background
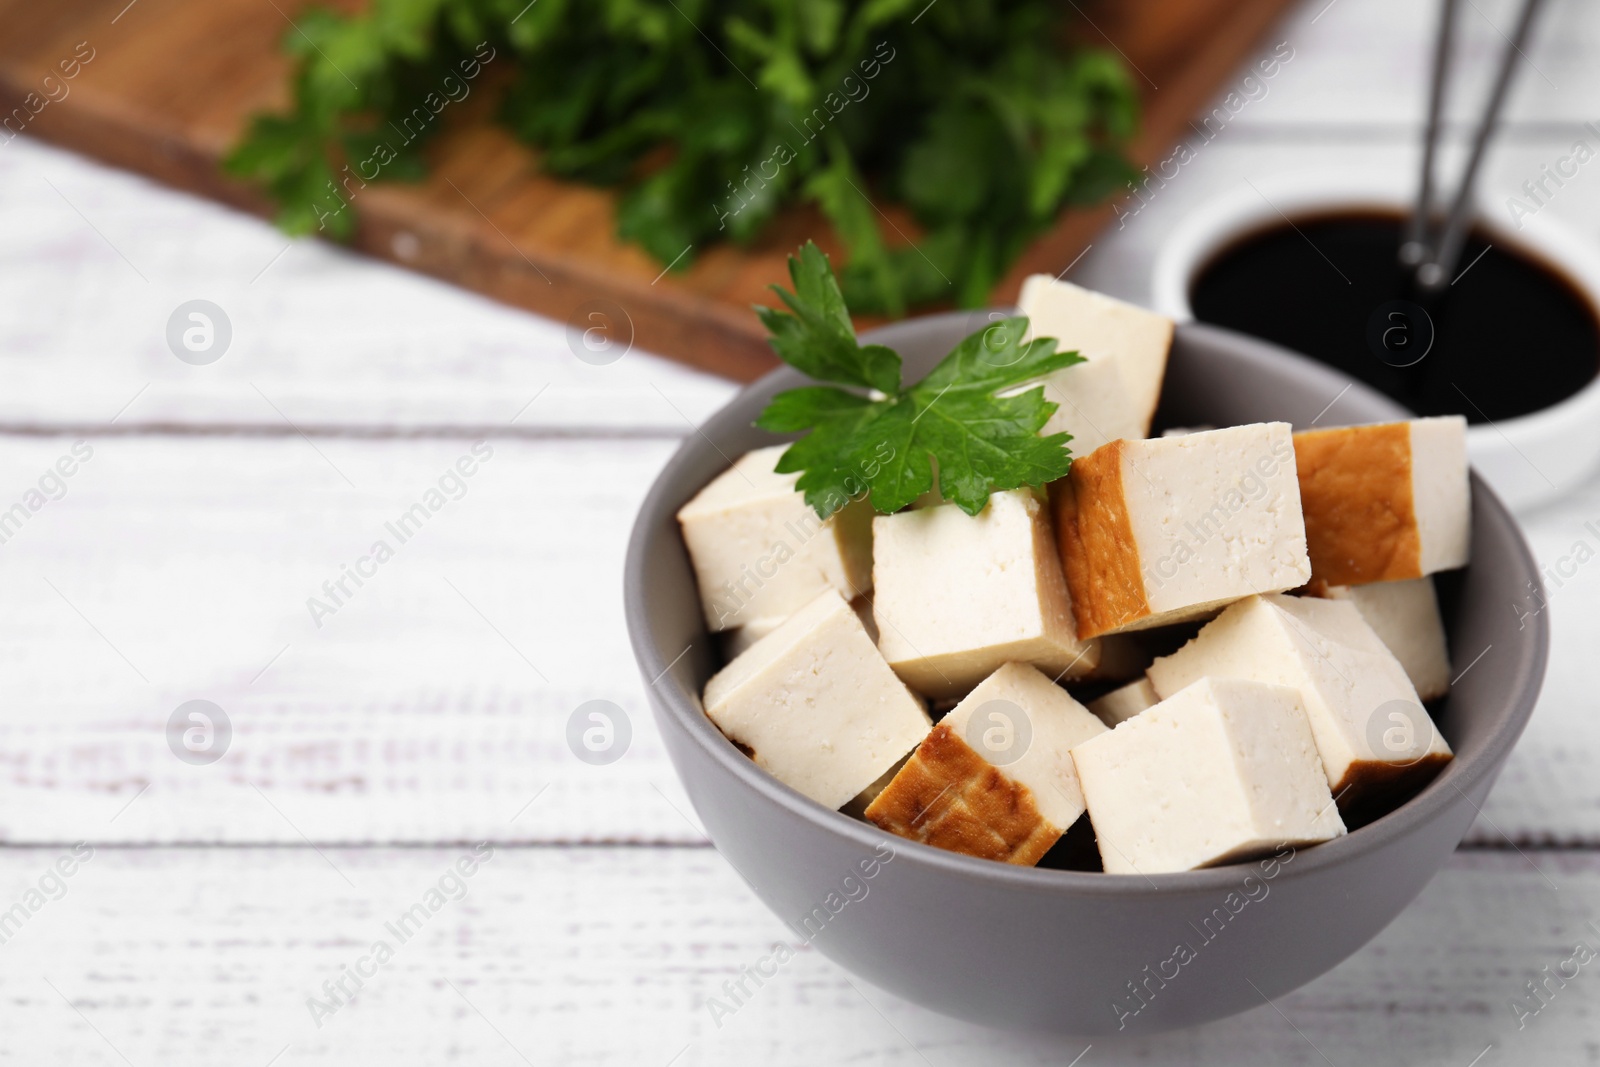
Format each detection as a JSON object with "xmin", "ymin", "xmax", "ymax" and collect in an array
[{"xmin": 0, "ymin": 0, "xmax": 1597, "ymax": 1062}]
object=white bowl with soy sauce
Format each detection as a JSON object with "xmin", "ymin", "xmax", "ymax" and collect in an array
[{"xmin": 1152, "ymin": 170, "xmax": 1600, "ymax": 512}]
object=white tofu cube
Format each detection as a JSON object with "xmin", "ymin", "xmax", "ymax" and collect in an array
[
  {"xmin": 719, "ymin": 597, "xmax": 878, "ymax": 661},
  {"xmin": 1053, "ymin": 424, "xmax": 1312, "ymax": 638},
  {"xmin": 1147, "ymin": 594, "xmax": 1452, "ymax": 804},
  {"xmin": 865, "ymin": 663, "xmax": 1106, "ymax": 865},
  {"xmin": 718, "ymin": 615, "xmax": 786, "ymax": 660},
  {"xmin": 1088, "ymin": 676, "xmax": 1160, "ymax": 726},
  {"xmin": 1017, "ymin": 275, "xmax": 1173, "ymax": 430},
  {"xmin": 1032, "ymin": 353, "xmax": 1151, "ymax": 456},
  {"xmin": 1071, "ymin": 677, "xmax": 1346, "ymax": 874},
  {"xmin": 872, "ymin": 489, "xmax": 1100, "ymax": 699},
  {"xmin": 1294, "ymin": 416, "xmax": 1470, "ymax": 586},
  {"xmin": 677, "ymin": 445, "xmax": 873, "ymax": 632},
  {"xmin": 702, "ymin": 591, "xmax": 931, "ymax": 810},
  {"xmin": 1307, "ymin": 578, "xmax": 1452, "ymax": 701}
]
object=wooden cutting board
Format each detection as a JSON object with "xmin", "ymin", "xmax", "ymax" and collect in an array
[{"xmin": 0, "ymin": 0, "xmax": 1297, "ymax": 381}]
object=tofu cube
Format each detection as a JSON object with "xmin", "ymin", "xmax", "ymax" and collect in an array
[
  {"xmin": 1031, "ymin": 353, "xmax": 1152, "ymax": 456},
  {"xmin": 702, "ymin": 591, "xmax": 931, "ymax": 810},
  {"xmin": 1147, "ymin": 594, "xmax": 1452, "ymax": 804},
  {"xmin": 1306, "ymin": 578, "xmax": 1452, "ymax": 701},
  {"xmin": 1053, "ymin": 423, "xmax": 1312, "ymax": 638},
  {"xmin": 1088, "ymin": 676, "xmax": 1160, "ymax": 727},
  {"xmin": 677, "ymin": 445, "xmax": 873, "ymax": 632},
  {"xmin": 1018, "ymin": 275, "xmax": 1173, "ymax": 430},
  {"xmin": 718, "ymin": 615, "xmax": 786, "ymax": 660},
  {"xmin": 865, "ymin": 663, "xmax": 1107, "ymax": 865},
  {"xmin": 872, "ymin": 489, "xmax": 1100, "ymax": 699},
  {"xmin": 1071, "ymin": 677, "xmax": 1347, "ymax": 874},
  {"xmin": 1293, "ymin": 416, "xmax": 1470, "ymax": 586},
  {"xmin": 719, "ymin": 597, "xmax": 878, "ymax": 661}
]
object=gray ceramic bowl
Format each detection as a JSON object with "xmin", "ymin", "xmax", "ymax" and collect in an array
[{"xmin": 625, "ymin": 315, "xmax": 1549, "ymax": 1034}]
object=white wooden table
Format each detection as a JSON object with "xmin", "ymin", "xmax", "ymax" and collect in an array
[{"xmin": 3, "ymin": 0, "xmax": 1599, "ymax": 1061}]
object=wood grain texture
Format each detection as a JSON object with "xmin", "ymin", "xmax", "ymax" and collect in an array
[
  {"xmin": 0, "ymin": 435, "xmax": 712, "ymax": 845},
  {"xmin": 11, "ymin": 126, "xmax": 1600, "ymax": 437},
  {"xmin": 0, "ymin": 0, "xmax": 1300, "ymax": 382},
  {"xmin": 0, "ymin": 431, "xmax": 1592, "ymax": 847},
  {"xmin": 2, "ymin": 5, "xmax": 1600, "ymax": 1060},
  {"xmin": 0, "ymin": 846, "xmax": 1594, "ymax": 1065},
  {"xmin": 4, "ymin": 124, "xmax": 1598, "ymax": 849},
  {"xmin": 1221, "ymin": 0, "xmax": 1598, "ymax": 131},
  {"xmin": 0, "ymin": 137, "xmax": 739, "ymax": 437}
]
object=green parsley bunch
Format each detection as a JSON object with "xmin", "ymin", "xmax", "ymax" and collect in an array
[{"xmin": 228, "ymin": 0, "xmax": 1136, "ymax": 314}]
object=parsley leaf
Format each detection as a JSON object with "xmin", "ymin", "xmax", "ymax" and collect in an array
[
  {"xmin": 755, "ymin": 243, "xmax": 1083, "ymax": 519},
  {"xmin": 754, "ymin": 243, "xmax": 900, "ymax": 393}
]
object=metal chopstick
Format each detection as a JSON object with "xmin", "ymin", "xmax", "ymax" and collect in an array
[
  {"xmin": 1412, "ymin": 0, "xmax": 1549, "ymax": 292},
  {"xmin": 1400, "ymin": 0, "xmax": 1459, "ymax": 270}
]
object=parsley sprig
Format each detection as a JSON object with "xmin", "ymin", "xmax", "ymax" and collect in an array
[{"xmin": 756, "ymin": 243, "xmax": 1083, "ymax": 519}]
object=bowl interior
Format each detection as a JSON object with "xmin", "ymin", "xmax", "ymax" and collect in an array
[{"xmin": 626, "ymin": 314, "xmax": 1549, "ymax": 889}]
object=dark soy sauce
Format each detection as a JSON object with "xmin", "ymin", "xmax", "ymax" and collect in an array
[{"xmin": 1189, "ymin": 212, "xmax": 1600, "ymax": 423}]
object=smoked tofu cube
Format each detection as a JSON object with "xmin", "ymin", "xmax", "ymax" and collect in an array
[
  {"xmin": 677, "ymin": 445, "xmax": 872, "ymax": 632},
  {"xmin": 1306, "ymin": 578, "xmax": 1452, "ymax": 701},
  {"xmin": 1071, "ymin": 677, "xmax": 1347, "ymax": 874},
  {"xmin": 872, "ymin": 489, "xmax": 1100, "ymax": 699},
  {"xmin": 702, "ymin": 591, "xmax": 931, "ymax": 810},
  {"xmin": 1088, "ymin": 676, "xmax": 1160, "ymax": 727},
  {"xmin": 864, "ymin": 663, "xmax": 1107, "ymax": 865},
  {"xmin": 1147, "ymin": 594, "xmax": 1452, "ymax": 805},
  {"xmin": 1018, "ymin": 275, "xmax": 1173, "ymax": 430},
  {"xmin": 1293, "ymin": 417, "xmax": 1470, "ymax": 586},
  {"xmin": 1053, "ymin": 424, "xmax": 1312, "ymax": 638}
]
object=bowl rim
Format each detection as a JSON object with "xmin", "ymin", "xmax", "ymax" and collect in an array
[{"xmin": 625, "ymin": 315, "xmax": 1550, "ymax": 896}]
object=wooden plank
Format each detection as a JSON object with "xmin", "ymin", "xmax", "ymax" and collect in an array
[
  {"xmin": 0, "ymin": 138, "xmax": 740, "ymax": 437},
  {"xmin": 1225, "ymin": 0, "xmax": 1600, "ymax": 133},
  {"xmin": 1469, "ymin": 477, "xmax": 1600, "ymax": 848},
  {"xmin": 0, "ymin": 432, "xmax": 1593, "ymax": 846},
  {"xmin": 0, "ymin": 0, "xmax": 1301, "ymax": 382},
  {"xmin": 0, "ymin": 846, "xmax": 1595, "ymax": 1064},
  {"xmin": 8, "ymin": 129, "xmax": 1598, "ymax": 436},
  {"xmin": 0, "ymin": 434, "xmax": 706, "ymax": 845}
]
